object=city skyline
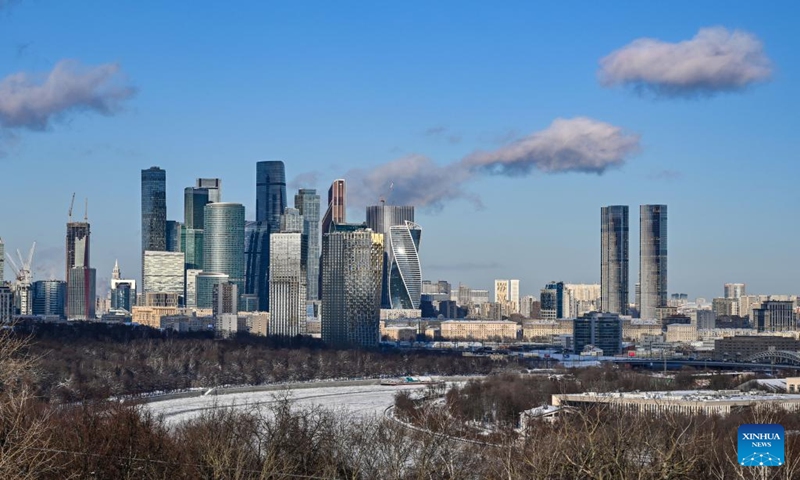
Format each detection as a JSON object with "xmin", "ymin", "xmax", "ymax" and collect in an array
[{"xmin": 1, "ymin": 3, "xmax": 798, "ymax": 301}]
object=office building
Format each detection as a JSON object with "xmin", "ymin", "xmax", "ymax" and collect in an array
[
  {"xmin": 440, "ymin": 320, "xmax": 518, "ymax": 341},
  {"xmin": 244, "ymin": 221, "xmax": 270, "ymax": 310},
  {"xmin": 196, "ymin": 272, "xmax": 229, "ymax": 309},
  {"xmin": 540, "ymin": 281, "xmax": 565, "ymax": 320},
  {"xmin": 752, "ymin": 301, "xmax": 796, "ymax": 332},
  {"xmin": 212, "ymin": 282, "xmax": 238, "ymax": 317},
  {"xmin": 269, "ymin": 232, "xmax": 307, "ymax": 336},
  {"xmin": 388, "ymin": 221, "xmax": 422, "ymax": 309},
  {"xmin": 184, "ymin": 186, "xmax": 210, "ymax": 230},
  {"xmin": 573, "ymin": 312, "xmax": 623, "ymax": 356},
  {"xmin": 0, "ymin": 285, "xmax": 12, "ymax": 322},
  {"xmin": 141, "ymin": 166, "xmax": 167, "ymax": 258},
  {"xmin": 0, "ymin": 237, "xmax": 4, "ymax": 282},
  {"xmin": 255, "ymin": 161, "xmax": 286, "ymax": 229},
  {"xmin": 295, "ymin": 188, "xmax": 321, "ymax": 300},
  {"xmin": 321, "ymin": 225, "xmax": 383, "ymax": 348},
  {"xmin": 196, "ymin": 178, "xmax": 222, "ymax": 203},
  {"xmin": 204, "ymin": 202, "xmax": 245, "ymax": 293},
  {"xmin": 696, "ymin": 309, "xmax": 717, "ymax": 330},
  {"xmin": 67, "ymin": 267, "xmax": 96, "ymax": 320},
  {"xmin": 715, "ymin": 336, "xmax": 800, "ymax": 359},
  {"xmin": 366, "ymin": 204, "xmax": 416, "ymax": 309},
  {"xmin": 65, "ymin": 221, "xmax": 90, "ymax": 280},
  {"xmin": 600, "ymin": 205, "xmax": 629, "ymax": 315},
  {"xmin": 143, "ymin": 251, "xmax": 184, "ymax": 296},
  {"xmin": 166, "ymin": 220, "xmax": 182, "ymax": 252},
  {"xmin": 321, "ymin": 179, "xmax": 346, "ymax": 234},
  {"xmin": 639, "ymin": 204, "xmax": 667, "ymax": 320},
  {"xmin": 32, "ymin": 280, "xmax": 66, "ymax": 318},
  {"xmin": 111, "ymin": 281, "xmax": 134, "ymax": 312},
  {"xmin": 184, "ymin": 269, "xmax": 202, "ymax": 308},
  {"xmin": 724, "ymin": 283, "xmax": 746, "ymax": 299},
  {"xmin": 142, "ymin": 292, "xmax": 180, "ymax": 307}
]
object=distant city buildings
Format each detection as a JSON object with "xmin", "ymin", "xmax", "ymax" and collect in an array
[
  {"xmin": 269, "ymin": 230, "xmax": 307, "ymax": 336},
  {"xmin": 600, "ymin": 205, "xmax": 629, "ymax": 315},
  {"xmin": 366, "ymin": 204, "xmax": 418, "ymax": 309},
  {"xmin": 639, "ymin": 204, "xmax": 668, "ymax": 320},
  {"xmin": 142, "ymin": 251, "xmax": 184, "ymax": 296},
  {"xmin": 724, "ymin": 283, "xmax": 746, "ymax": 299},
  {"xmin": 540, "ymin": 281, "xmax": 565, "ymax": 320},
  {"xmin": 573, "ymin": 312, "xmax": 623, "ymax": 356},
  {"xmin": 295, "ymin": 188, "xmax": 321, "ymax": 301},
  {"xmin": 141, "ymin": 166, "xmax": 167, "ymax": 267},
  {"xmin": 321, "ymin": 179, "xmax": 346, "ymax": 234},
  {"xmin": 32, "ymin": 280, "xmax": 66, "ymax": 318},
  {"xmin": 494, "ymin": 279, "xmax": 520, "ymax": 315},
  {"xmin": 321, "ymin": 225, "xmax": 383, "ymax": 348},
  {"xmin": 204, "ymin": 202, "xmax": 245, "ymax": 296}
]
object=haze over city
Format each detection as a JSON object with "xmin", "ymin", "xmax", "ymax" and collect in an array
[{"xmin": 1, "ymin": 1, "xmax": 798, "ymax": 301}]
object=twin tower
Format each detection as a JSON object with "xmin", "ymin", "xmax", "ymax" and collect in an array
[{"xmin": 600, "ymin": 205, "xmax": 667, "ymax": 320}]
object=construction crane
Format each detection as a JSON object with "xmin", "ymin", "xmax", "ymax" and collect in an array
[
  {"xmin": 6, "ymin": 242, "xmax": 35, "ymax": 286},
  {"xmin": 68, "ymin": 193, "xmax": 76, "ymax": 222}
]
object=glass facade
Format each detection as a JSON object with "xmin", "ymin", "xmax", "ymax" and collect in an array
[
  {"xmin": 321, "ymin": 179, "xmax": 346, "ymax": 234},
  {"xmin": 65, "ymin": 222, "xmax": 90, "ymax": 278},
  {"xmin": 295, "ymin": 188, "xmax": 321, "ymax": 301},
  {"xmin": 600, "ymin": 205, "xmax": 629, "ymax": 315},
  {"xmin": 32, "ymin": 280, "xmax": 66, "ymax": 318},
  {"xmin": 269, "ymin": 232, "xmax": 307, "ymax": 336},
  {"xmin": 184, "ymin": 187, "xmax": 210, "ymax": 230},
  {"xmin": 110, "ymin": 282, "xmax": 134, "ymax": 312},
  {"xmin": 203, "ymin": 203, "xmax": 245, "ymax": 294},
  {"xmin": 639, "ymin": 204, "xmax": 667, "ymax": 320},
  {"xmin": 540, "ymin": 281, "xmax": 565, "ymax": 320},
  {"xmin": 388, "ymin": 221, "xmax": 422, "ymax": 309},
  {"xmin": 365, "ymin": 204, "xmax": 415, "ymax": 308},
  {"xmin": 244, "ymin": 221, "xmax": 270, "ymax": 310},
  {"xmin": 573, "ymin": 312, "xmax": 622, "ymax": 355},
  {"xmin": 143, "ymin": 251, "xmax": 185, "ymax": 295},
  {"xmin": 67, "ymin": 267, "xmax": 96, "ymax": 320},
  {"xmin": 321, "ymin": 228, "xmax": 383, "ymax": 348},
  {"xmin": 196, "ymin": 272, "xmax": 229, "ymax": 309},
  {"xmin": 255, "ymin": 161, "xmax": 286, "ymax": 229},
  {"xmin": 141, "ymin": 167, "xmax": 167, "ymax": 253},
  {"xmin": 166, "ymin": 220, "xmax": 182, "ymax": 252}
]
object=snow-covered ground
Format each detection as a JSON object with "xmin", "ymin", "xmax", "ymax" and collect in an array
[{"xmin": 146, "ymin": 382, "xmax": 428, "ymax": 426}]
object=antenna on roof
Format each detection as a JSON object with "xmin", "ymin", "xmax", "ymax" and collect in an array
[{"xmin": 84, "ymin": 198, "xmax": 88, "ymax": 221}]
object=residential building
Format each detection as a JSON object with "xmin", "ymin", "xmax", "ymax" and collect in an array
[
  {"xmin": 321, "ymin": 225, "xmax": 383, "ymax": 348},
  {"xmin": 269, "ymin": 231, "xmax": 307, "ymax": 336},
  {"xmin": 540, "ymin": 281, "xmax": 565, "ymax": 320},
  {"xmin": 601, "ymin": 205, "xmax": 629, "ymax": 315},
  {"xmin": 666, "ymin": 324, "xmax": 697, "ymax": 343},
  {"xmin": 0, "ymin": 285, "xmax": 11, "ymax": 322},
  {"xmin": 565, "ymin": 284, "xmax": 601, "ymax": 318},
  {"xmin": 132, "ymin": 306, "xmax": 179, "ymax": 328},
  {"xmin": 573, "ymin": 312, "xmax": 622, "ymax": 355},
  {"xmin": 523, "ymin": 320, "xmax": 573, "ymax": 339},
  {"xmin": 212, "ymin": 282, "xmax": 238, "ymax": 317},
  {"xmin": 714, "ymin": 336, "xmax": 800, "ymax": 359},
  {"xmin": 752, "ymin": 301, "xmax": 797, "ymax": 332},
  {"xmin": 639, "ymin": 204, "xmax": 667, "ymax": 320},
  {"xmin": 143, "ymin": 251, "xmax": 185, "ymax": 296},
  {"xmin": 696, "ymin": 309, "xmax": 717, "ymax": 330},
  {"xmin": 713, "ymin": 297, "xmax": 739, "ymax": 317},
  {"xmin": 66, "ymin": 267, "xmax": 96, "ymax": 320},
  {"xmin": 724, "ymin": 283, "xmax": 746, "ymax": 299},
  {"xmin": 440, "ymin": 320, "xmax": 519, "ymax": 341}
]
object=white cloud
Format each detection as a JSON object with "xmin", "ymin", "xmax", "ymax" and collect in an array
[{"xmin": 599, "ymin": 27, "xmax": 772, "ymax": 97}]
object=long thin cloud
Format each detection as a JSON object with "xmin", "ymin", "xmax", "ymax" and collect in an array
[
  {"xmin": 0, "ymin": 59, "xmax": 136, "ymax": 131},
  {"xmin": 599, "ymin": 27, "xmax": 772, "ymax": 97},
  {"xmin": 345, "ymin": 117, "xmax": 640, "ymax": 209}
]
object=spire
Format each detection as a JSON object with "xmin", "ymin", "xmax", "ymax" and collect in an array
[{"xmin": 112, "ymin": 259, "xmax": 120, "ymax": 280}]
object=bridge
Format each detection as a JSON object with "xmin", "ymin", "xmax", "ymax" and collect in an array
[
  {"xmin": 743, "ymin": 350, "xmax": 800, "ymax": 365},
  {"xmin": 609, "ymin": 357, "xmax": 800, "ymax": 371}
]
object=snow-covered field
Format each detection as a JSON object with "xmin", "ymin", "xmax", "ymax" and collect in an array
[{"xmin": 146, "ymin": 382, "xmax": 428, "ymax": 426}]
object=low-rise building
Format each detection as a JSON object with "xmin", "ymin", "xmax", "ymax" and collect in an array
[
  {"xmin": 666, "ymin": 324, "xmax": 698, "ymax": 343},
  {"xmin": 440, "ymin": 320, "xmax": 519, "ymax": 341},
  {"xmin": 552, "ymin": 390, "xmax": 800, "ymax": 416},
  {"xmin": 382, "ymin": 326, "xmax": 417, "ymax": 342},
  {"xmin": 623, "ymin": 319, "xmax": 662, "ymax": 341},
  {"xmin": 714, "ymin": 335, "xmax": 800, "ymax": 360},
  {"xmin": 132, "ymin": 306, "xmax": 180, "ymax": 328},
  {"xmin": 523, "ymin": 320, "xmax": 572, "ymax": 339}
]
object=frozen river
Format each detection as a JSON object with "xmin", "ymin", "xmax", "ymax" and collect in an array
[{"xmin": 145, "ymin": 380, "xmax": 431, "ymax": 426}]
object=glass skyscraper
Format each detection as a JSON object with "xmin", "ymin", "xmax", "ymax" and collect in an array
[
  {"xmin": 166, "ymin": 220, "xmax": 182, "ymax": 253},
  {"xmin": 32, "ymin": 280, "xmax": 66, "ymax": 318},
  {"xmin": 321, "ymin": 179, "xmax": 346, "ymax": 234},
  {"xmin": 639, "ymin": 204, "xmax": 668, "ymax": 320},
  {"xmin": 255, "ymin": 161, "xmax": 286, "ymax": 229},
  {"xmin": 321, "ymin": 226, "xmax": 383, "ymax": 348},
  {"xmin": 388, "ymin": 221, "xmax": 422, "ymax": 309},
  {"xmin": 365, "ymin": 204, "xmax": 416, "ymax": 309},
  {"xmin": 141, "ymin": 166, "xmax": 167, "ymax": 253},
  {"xmin": 204, "ymin": 203, "xmax": 246, "ymax": 294},
  {"xmin": 244, "ymin": 221, "xmax": 270, "ymax": 311},
  {"xmin": 295, "ymin": 189, "xmax": 320, "ymax": 300},
  {"xmin": 600, "ymin": 205, "xmax": 629, "ymax": 315}
]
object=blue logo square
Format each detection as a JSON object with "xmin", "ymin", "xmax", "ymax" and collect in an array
[{"xmin": 738, "ymin": 424, "xmax": 785, "ymax": 467}]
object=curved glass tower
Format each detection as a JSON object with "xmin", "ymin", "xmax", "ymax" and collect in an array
[
  {"xmin": 639, "ymin": 204, "xmax": 667, "ymax": 320},
  {"xmin": 388, "ymin": 221, "xmax": 422, "ymax": 309},
  {"xmin": 365, "ymin": 204, "xmax": 415, "ymax": 308},
  {"xmin": 204, "ymin": 203, "xmax": 245, "ymax": 293}
]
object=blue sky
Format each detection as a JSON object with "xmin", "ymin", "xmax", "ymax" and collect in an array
[{"xmin": 0, "ymin": 1, "xmax": 797, "ymax": 300}]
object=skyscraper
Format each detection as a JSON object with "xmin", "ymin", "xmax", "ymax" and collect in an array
[
  {"xmin": 66, "ymin": 221, "xmax": 90, "ymax": 279},
  {"xmin": 244, "ymin": 221, "xmax": 269, "ymax": 311},
  {"xmin": 0, "ymin": 238, "xmax": 4, "ymax": 282},
  {"xmin": 143, "ymin": 251, "xmax": 185, "ymax": 295},
  {"xmin": 204, "ymin": 203, "xmax": 246, "ymax": 294},
  {"xmin": 540, "ymin": 281, "xmax": 565, "ymax": 320},
  {"xmin": 32, "ymin": 280, "xmax": 66, "ymax": 318},
  {"xmin": 724, "ymin": 283, "xmax": 746, "ymax": 299},
  {"xmin": 280, "ymin": 207, "xmax": 303, "ymax": 233},
  {"xmin": 366, "ymin": 204, "xmax": 415, "ymax": 309},
  {"xmin": 196, "ymin": 178, "xmax": 222, "ymax": 203},
  {"xmin": 269, "ymin": 231, "xmax": 307, "ymax": 336},
  {"xmin": 184, "ymin": 186, "xmax": 210, "ymax": 230},
  {"xmin": 387, "ymin": 221, "xmax": 422, "ymax": 309},
  {"xmin": 255, "ymin": 161, "xmax": 286, "ymax": 229},
  {"xmin": 141, "ymin": 166, "xmax": 167, "ymax": 255},
  {"xmin": 509, "ymin": 280, "xmax": 520, "ymax": 314},
  {"xmin": 321, "ymin": 179, "xmax": 346, "ymax": 234},
  {"xmin": 183, "ymin": 185, "xmax": 209, "ymax": 277},
  {"xmin": 601, "ymin": 205, "xmax": 629, "ymax": 315},
  {"xmin": 639, "ymin": 204, "xmax": 668, "ymax": 320},
  {"xmin": 67, "ymin": 267, "xmax": 96, "ymax": 320},
  {"xmin": 295, "ymin": 188, "xmax": 321, "ymax": 300},
  {"xmin": 321, "ymin": 225, "xmax": 383, "ymax": 348},
  {"xmin": 166, "ymin": 220, "xmax": 183, "ymax": 252}
]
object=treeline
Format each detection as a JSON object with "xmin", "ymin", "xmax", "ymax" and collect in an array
[{"xmin": 15, "ymin": 322, "xmax": 500, "ymax": 402}]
